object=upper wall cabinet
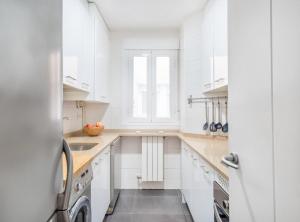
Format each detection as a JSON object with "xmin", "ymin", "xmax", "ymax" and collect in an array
[
  {"xmin": 213, "ymin": 0, "xmax": 228, "ymax": 89},
  {"xmin": 63, "ymin": 1, "xmax": 110, "ymax": 103},
  {"xmin": 89, "ymin": 4, "xmax": 110, "ymax": 103},
  {"xmin": 63, "ymin": 0, "xmax": 92, "ymax": 92},
  {"xmin": 202, "ymin": 0, "xmax": 228, "ymax": 94}
]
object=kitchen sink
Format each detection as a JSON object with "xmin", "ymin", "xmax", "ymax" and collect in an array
[{"xmin": 69, "ymin": 143, "xmax": 98, "ymax": 151}]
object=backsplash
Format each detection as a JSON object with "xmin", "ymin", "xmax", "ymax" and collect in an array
[
  {"xmin": 63, "ymin": 101, "xmax": 112, "ymax": 134},
  {"xmin": 63, "ymin": 101, "xmax": 83, "ymax": 134}
]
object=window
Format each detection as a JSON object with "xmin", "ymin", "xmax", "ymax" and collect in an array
[
  {"xmin": 133, "ymin": 56, "xmax": 148, "ymax": 118},
  {"xmin": 125, "ymin": 50, "xmax": 178, "ymax": 124}
]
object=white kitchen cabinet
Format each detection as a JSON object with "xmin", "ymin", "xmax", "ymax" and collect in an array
[
  {"xmin": 181, "ymin": 142, "xmax": 190, "ymax": 203},
  {"xmin": 191, "ymin": 153, "xmax": 214, "ymax": 222},
  {"xmin": 63, "ymin": 0, "xmax": 92, "ymax": 92},
  {"xmin": 201, "ymin": 0, "xmax": 228, "ymax": 93},
  {"xmin": 200, "ymin": 0, "xmax": 214, "ymax": 92},
  {"xmin": 181, "ymin": 142, "xmax": 214, "ymax": 222},
  {"xmin": 91, "ymin": 146, "xmax": 110, "ymax": 222},
  {"xmin": 181, "ymin": 142, "xmax": 195, "ymax": 206},
  {"xmin": 89, "ymin": 4, "xmax": 110, "ymax": 103},
  {"xmin": 78, "ymin": 0, "xmax": 92, "ymax": 92},
  {"xmin": 212, "ymin": 0, "xmax": 228, "ymax": 88}
]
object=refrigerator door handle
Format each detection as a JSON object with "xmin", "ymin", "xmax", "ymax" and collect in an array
[{"xmin": 57, "ymin": 139, "xmax": 73, "ymax": 211}]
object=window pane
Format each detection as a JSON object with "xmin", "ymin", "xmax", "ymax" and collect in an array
[
  {"xmin": 156, "ymin": 57, "xmax": 170, "ymax": 118},
  {"xmin": 133, "ymin": 56, "xmax": 148, "ymax": 118}
]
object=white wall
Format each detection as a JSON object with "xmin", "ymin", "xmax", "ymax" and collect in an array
[
  {"xmin": 120, "ymin": 136, "xmax": 181, "ymax": 189},
  {"xmin": 63, "ymin": 101, "xmax": 83, "ymax": 134},
  {"xmin": 63, "ymin": 101, "xmax": 111, "ymax": 134},
  {"xmin": 107, "ymin": 30, "xmax": 180, "ymax": 129}
]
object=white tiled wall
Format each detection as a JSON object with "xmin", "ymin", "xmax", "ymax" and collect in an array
[
  {"xmin": 63, "ymin": 101, "xmax": 112, "ymax": 134},
  {"xmin": 63, "ymin": 101, "xmax": 83, "ymax": 134},
  {"xmin": 120, "ymin": 136, "xmax": 181, "ymax": 189}
]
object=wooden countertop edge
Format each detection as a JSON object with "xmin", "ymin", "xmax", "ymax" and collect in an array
[
  {"xmin": 178, "ymin": 135, "xmax": 229, "ymax": 180},
  {"xmin": 64, "ymin": 130, "xmax": 229, "ymax": 180}
]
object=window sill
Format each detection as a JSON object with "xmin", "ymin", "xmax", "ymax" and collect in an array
[{"xmin": 121, "ymin": 121, "xmax": 180, "ymax": 129}]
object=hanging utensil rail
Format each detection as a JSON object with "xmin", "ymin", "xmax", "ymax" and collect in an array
[{"xmin": 187, "ymin": 95, "xmax": 227, "ymax": 106}]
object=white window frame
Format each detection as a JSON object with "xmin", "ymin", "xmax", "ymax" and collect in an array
[{"xmin": 124, "ymin": 49, "xmax": 179, "ymax": 125}]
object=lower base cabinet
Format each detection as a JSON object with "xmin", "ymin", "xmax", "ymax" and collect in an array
[
  {"xmin": 91, "ymin": 146, "xmax": 110, "ymax": 222},
  {"xmin": 181, "ymin": 142, "xmax": 214, "ymax": 222}
]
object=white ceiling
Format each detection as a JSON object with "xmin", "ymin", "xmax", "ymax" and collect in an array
[{"xmin": 92, "ymin": 0, "xmax": 207, "ymax": 31}]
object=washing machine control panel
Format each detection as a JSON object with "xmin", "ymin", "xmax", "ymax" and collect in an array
[{"xmin": 69, "ymin": 164, "xmax": 93, "ymax": 207}]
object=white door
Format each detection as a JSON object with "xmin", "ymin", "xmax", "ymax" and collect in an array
[
  {"xmin": 272, "ymin": 1, "xmax": 300, "ymax": 221},
  {"xmin": 228, "ymin": 0, "xmax": 275, "ymax": 222}
]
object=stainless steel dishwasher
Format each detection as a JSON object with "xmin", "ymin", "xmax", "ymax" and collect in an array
[{"xmin": 106, "ymin": 137, "xmax": 121, "ymax": 215}]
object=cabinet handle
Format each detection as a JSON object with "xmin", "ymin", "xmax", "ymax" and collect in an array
[
  {"xmin": 214, "ymin": 78, "xmax": 225, "ymax": 83},
  {"xmin": 193, "ymin": 159, "xmax": 199, "ymax": 167},
  {"xmin": 201, "ymin": 165, "xmax": 210, "ymax": 174},
  {"xmin": 66, "ymin": 75, "xmax": 76, "ymax": 81},
  {"xmin": 81, "ymin": 82, "xmax": 89, "ymax": 88}
]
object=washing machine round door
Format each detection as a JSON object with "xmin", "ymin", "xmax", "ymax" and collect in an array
[{"xmin": 69, "ymin": 196, "xmax": 91, "ymax": 222}]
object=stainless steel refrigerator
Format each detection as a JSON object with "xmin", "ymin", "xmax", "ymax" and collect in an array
[{"xmin": 0, "ymin": 1, "xmax": 70, "ymax": 221}]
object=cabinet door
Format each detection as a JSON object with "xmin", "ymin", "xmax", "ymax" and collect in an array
[
  {"xmin": 78, "ymin": 0, "xmax": 92, "ymax": 92},
  {"xmin": 91, "ymin": 153, "xmax": 106, "ymax": 222},
  {"xmin": 200, "ymin": 0, "xmax": 214, "ymax": 90},
  {"xmin": 91, "ymin": 147, "xmax": 110, "ymax": 222},
  {"xmin": 181, "ymin": 144, "xmax": 189, "ymax": 202},
  {"xmin": 63, "ymin": 0, "xmax": 82, "ymax": 87},
  {"xmin": 191, "ymin": 155, "xmax": 214, "ymax": 222},
  {"xmin": 92, "ymin": 6, "xmax": 110, "ymax": 102},
  {"xmin": 63, "ymin": 0, "xmax": 92, "ymax": 92},
  {"xmin": 213, "ymin": 0, "xmax": 228, "ymax": 87},
  {"xmin": 103, "ymin": 148, "xmax": 111, "ymax": 206},
  {"xmin": 186, "ymin": 148, "xmax": 194, "ymax": 205}
]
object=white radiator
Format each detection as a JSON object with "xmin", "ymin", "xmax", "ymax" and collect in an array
[{"xmin": 142, "ymin": 136, "xmax": 164, "ymax": 182}]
